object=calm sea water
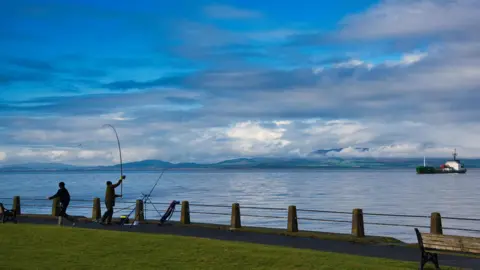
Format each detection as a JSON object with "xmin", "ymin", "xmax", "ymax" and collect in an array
[{"xmin": 1, "ymin": 169, "xmax": 479, "ymax": 243}]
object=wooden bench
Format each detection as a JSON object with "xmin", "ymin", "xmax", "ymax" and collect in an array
[
  {"xmin": 0, "ymin": 203, "xmax": 17, "ymax": 223},
  {"xmin": 414, "ymin": 228, "xmax": 480, "ymax": 269}
]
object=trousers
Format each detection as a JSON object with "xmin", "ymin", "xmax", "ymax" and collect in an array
[
  {"xmin": 59, "ymin": 202, "xmax": 75, "ymax": 223},
  {"xmin": 101, "ymin": 202, "xmax": 114, "ymax": 224}
]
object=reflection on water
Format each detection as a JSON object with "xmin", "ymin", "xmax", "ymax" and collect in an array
[{"xmin": 0, "ymin": 169, "xmax": 479, "ymax": 243}]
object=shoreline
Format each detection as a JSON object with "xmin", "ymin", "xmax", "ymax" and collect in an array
[{"xmin": 3, "ymin": 167, "xmax": 479, "ymax": 173}]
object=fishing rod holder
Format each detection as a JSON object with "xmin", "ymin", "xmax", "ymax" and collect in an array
[{"xmin": 118, "ymin": 168, "xmax": 171, "ymax": 228}]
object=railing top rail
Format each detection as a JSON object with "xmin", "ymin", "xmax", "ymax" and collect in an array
[
  {"xmin": 363, "ymin": 212, "xmax": 430, "ymax": 219},
  {"xmin": 241, "ymin": 206, "xmax": 287, "ymax": 211},
  {"xmin": 189, "ymin": 203, "xmax": 231, "ymax": 208},
  {"xmin": 442, "ymin": 216, "xmax": 480, "ymax": 222},
  {"xmin": 297, "ymin": 209, "xmax": 351, "ymax": 215},
  {"xmin": 298, "ymin": 217, "xmax": 351, "ymax": 223},
  {"xmin": 442, "ymin": 227, "xmax": 480, "ymax": 233}
]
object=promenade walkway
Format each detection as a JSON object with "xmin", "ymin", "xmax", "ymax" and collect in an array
[{"xmin": 10, "ymin": 215, "xmax": 480, "ymax": 269}]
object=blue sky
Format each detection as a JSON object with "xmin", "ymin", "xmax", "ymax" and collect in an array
[{"xmin": 1, "ymin": 0, "xmax": 480, "ymax": 165}]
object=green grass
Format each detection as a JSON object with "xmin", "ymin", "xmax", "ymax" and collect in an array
[
  {"xmin": 0, "ymin": 224, "xmax": 457, "ymax": 270},
  {"xmin": 22, "ymin": 214, "xmax": 404, "ymax": 245}
]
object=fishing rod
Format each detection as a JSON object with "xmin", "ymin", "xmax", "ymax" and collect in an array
[
  {"xmin": 102, "ymin": 124, "xmax": 124, "ymax": 197},
  {"xmin": 121, "ymin": 168, "xmax": 170, "ymax": 227},
  {"xmin": 140, "ymin": 167, "xmax": 171, "ymax": 220},
  {"xmin": 145, "ymin": 168, "xmax": 169, "ymax": 200}
]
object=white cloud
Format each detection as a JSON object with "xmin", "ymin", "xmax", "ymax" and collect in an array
[
  {"xmin": 77, "ymin": 150, "xmax": 112, "ymax": 160},
  {"xmin": 0, "ymin": 152, "xmax": 6, "ymax": 161},
  {"xmin": 384, "ymin": 51, "xmax": 428, "ymax": 66},
  {"xmin": 400, "ymin": 52, "xmax": 428, "ymax": 65},
  {"xmin": 334, "ymin": 59, "xmax": 373, "ymax": 69},
  {"xmin": 338, "ymin": 0, "xmax": 480, "ymax": 40},
  {"xmin": 99, "ymin": 112, "xmax": 133, "ymax": 121},
  {"xmin": 203, "ymin": 4, "xmax": 262, "ymax": 19},
  {"xmin": 273, "ymin": 120, "xmax": 292, "ymax": 126},
  {"xmin": 313, "ymin": 51, "xmax": 427, "ymax": 74},
  {"xmin": 16, "ymin": 148, "xmax": 70, "ymax": 162},
  {"xmin": 225, "ymin": 121, "xmax": 291, "ymax": 155},
  {"xmin": 3, "ymin": 116, "xmax": 480, "ymax": 165},
  {"xmin": 227, "ymin": 121, "xmax": 285, "ymax": 141},
  {"xmin": 304, "ymin": 120, "xmax": 375, "ymax": 146}
]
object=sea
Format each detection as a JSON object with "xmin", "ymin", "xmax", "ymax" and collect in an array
[{"xmin": 1, "ymin": 168, "xmax": 479, "ymax": 243}]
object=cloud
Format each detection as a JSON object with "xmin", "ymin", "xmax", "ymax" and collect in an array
[
  {"xmin": 337, "ymin": 0, "xmax": 480, "ymax": 41},
  {"xmin": 387, "ymin": 51, "xmax": 428, "ymax": 66},
  {"xmin": 288, "ymin": 0, "xmax": 480, "ymax": 54},
  {"xmin": 0, "ymin": 152, "xmax": 6, "ymax": 161},
  {"xmin": 2, "ymin": 116, "xmax": 480, "ymax": 166},
  {"xmin": 2, "ymin": 0, "xmax": 480, "ymax": 165},
  {"xmin": 203, "ymin": 4, "xmax": 262, "ymax": 19}
]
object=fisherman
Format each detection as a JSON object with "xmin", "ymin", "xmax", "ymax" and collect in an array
[
  {"xmin": 47, "ymin": 182, "xmax": 76, "ymax": 226},
  {"xmin": 99, "ymin": 175, "xmax": 124, "ymax": 225}
]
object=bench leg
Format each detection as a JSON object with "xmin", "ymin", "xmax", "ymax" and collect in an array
[
  {"xmin": 1, "ymin": 214, "xmax": 17, "ymax": 224},
  {"xmin": 433, "ymin": 254, "xmax": 440, "ymax": 270},
  {"xmin": 420, "ymin": 252, "xmax": 440, "ymax": 270}
]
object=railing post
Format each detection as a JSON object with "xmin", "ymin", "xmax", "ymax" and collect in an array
[
  {"xmin": 287, "ymin": 205, "xmax": 298, "ymax": 232},
  {"xmin": 92, "ymin": 197, "xmax": 101, "ymax": 220},
  {"xmin": 12, "ymin": 196, "xmax": 21, "ymax": 215},
  {"xmin": 135, "ymin": 199, "xmax": 144, "ymax": 221},
  {"xmin": 230, "ymin": 203, "xmax": 241, "ymax": 229},
  {"xmin": 181, "ymin": 201, "xmax": 190, "ymax": 224},
  {"xmin": 352, "ymin": 208, "xmax": 365, "ymax": 237},
  {"xmin": 430, "ymin": 212, "xmax": 443, "ymax": 234},
  {"xmin": 52, "ymin": 197, "xmax": 60, "ymax": 216}
]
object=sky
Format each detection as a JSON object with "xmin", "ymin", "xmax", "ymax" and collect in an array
[{"xmin": 1, "ymin": 0, "xmax": 480, "ymax": 165}]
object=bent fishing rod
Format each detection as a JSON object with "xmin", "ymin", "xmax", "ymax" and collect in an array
[{"xmin": 102, "ymin": 124, "xmax": 124, "ymax": 197}]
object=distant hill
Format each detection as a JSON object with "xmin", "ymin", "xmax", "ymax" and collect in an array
[
  {"xmin": 2, "ymin": 153, "xmax": 480, "ymax": 172},
  {"xmin": 0, "ymin": 162, "xmax": 78, "ymax": 171}
]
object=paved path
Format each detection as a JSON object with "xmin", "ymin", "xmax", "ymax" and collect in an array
[{"xmin": 9, "ymin": 216, "xmax": 480, "ymax": 269}]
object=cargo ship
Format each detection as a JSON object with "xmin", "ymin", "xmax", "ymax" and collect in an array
[{"xmin": 416, "ymin": 149, "xmax": 467, "ymax": 174}]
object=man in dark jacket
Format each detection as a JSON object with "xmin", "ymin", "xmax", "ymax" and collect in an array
[
  {"xmin": 99, "ymin": 175, "xmax": 124, "ymax": 225},
  {"xmin": 47, "ymin": 182, "xmax": 76, "ymax": 226}
]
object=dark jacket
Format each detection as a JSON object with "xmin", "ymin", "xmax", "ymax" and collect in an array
[
  {"xmin": 105, "ymin": 179, "xmax": 122, "ymax": 205},
  {"xmin": 49, "ymin": 187, "xmax": 71, "ymax": 205}
]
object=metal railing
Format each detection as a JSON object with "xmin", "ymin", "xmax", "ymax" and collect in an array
[{"xmin": 1, "ymin": 196, "xmax": 479, "ymax": 242}]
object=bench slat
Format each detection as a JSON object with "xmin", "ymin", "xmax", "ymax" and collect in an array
[
  {"xmin": 462, "ymin": 248, "xmax": 480, "ymax": 254},
  {"xmin": 460, "ymin": 243, "xmax": 480, "ymax": 250},
  {"xmin": 423, "ymin": 234, "xmax": 480, "ymax": 248},
  {"xmin": 459, "ymin": 239, "xmax": 480, "ymax": 248},
  {"xmin": 424, "ymin": 244, "xmax": 465, "ymax": 253},
  {"xmin": 423, "ymin": 233, "xmax": 480, "ymax": 242},
  {"xmin": 420, "ymin": 233, "xmax": 480, "ymax": 254},
  {"xmin": 423, "ymin": 236, "xmax": 463, "ymax": 246}
]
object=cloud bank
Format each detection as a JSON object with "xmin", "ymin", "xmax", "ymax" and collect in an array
[{"xmin": 1, "ymin": 0, "xmax": 480, "ymax": 165}]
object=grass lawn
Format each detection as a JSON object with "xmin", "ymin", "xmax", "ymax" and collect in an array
[{"xmin": 0, "ymin": 224, "xmax": 455, "ymax": 270}]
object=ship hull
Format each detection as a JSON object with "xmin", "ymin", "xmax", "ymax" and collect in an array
[{"xmin": 416, "ymin": 166, "xmax": 467, "ymax": 174}]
